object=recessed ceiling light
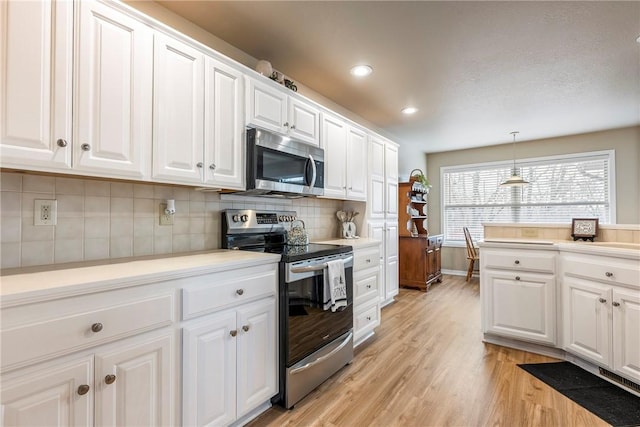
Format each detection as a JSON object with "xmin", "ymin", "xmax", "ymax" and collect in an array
[
  {"xmin": 350, "ymin": 65, "xmax": 373, "ymax": 77},
  {"xmin": 401, "ymin": 106, "xmax": 418, "ymax": 115}
]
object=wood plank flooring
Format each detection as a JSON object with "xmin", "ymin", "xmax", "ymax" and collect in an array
[{"xmin": 248, "ymin": 275, "xmax": 609, "ymax": 427}]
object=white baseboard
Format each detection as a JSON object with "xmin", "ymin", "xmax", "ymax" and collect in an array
[{"xmin": 441, "ymin": 269, "xmax": 478, "ymax": 278}]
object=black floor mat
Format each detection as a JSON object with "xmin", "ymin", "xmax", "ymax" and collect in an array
[{"xmin": 519, "ymin": 361, "xmax": 640, "ymax": 427}]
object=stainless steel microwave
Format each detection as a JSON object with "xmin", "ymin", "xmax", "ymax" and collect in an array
[{"xmin": 245, "ymin": 128, "xmax": 324, "ymax": 197}]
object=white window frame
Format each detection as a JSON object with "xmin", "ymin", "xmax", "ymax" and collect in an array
[{"xmin": 440, "ymin": 150, "xmax": 616, "ymax": 244}]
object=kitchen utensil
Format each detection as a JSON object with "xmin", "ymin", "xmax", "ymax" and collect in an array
[{"xmin": 287, "ymin": 219, "xmax": 309, "ymax": 246}]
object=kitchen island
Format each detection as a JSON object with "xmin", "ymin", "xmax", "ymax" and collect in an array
[{"xmin": 479, "ymin": 236, "xmax": 640, "ymax": 395}]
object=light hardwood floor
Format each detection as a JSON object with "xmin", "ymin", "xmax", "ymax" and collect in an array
[{"xmin": 249, "ymin": 275, "xmax": 609, "ymax": 427}]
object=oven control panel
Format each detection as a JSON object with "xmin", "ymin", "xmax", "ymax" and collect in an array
[{"xmin": 223, "ymin": 209, "xmax": 298, "ymax": 232}]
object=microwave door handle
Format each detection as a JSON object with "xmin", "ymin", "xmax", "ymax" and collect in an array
[{"xmin": 308, "ymin": 154, "xmax": 317, "ymax": 188}]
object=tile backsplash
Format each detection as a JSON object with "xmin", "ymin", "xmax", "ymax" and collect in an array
[{"xmin": 0, "ymin": 172, "xmax": 354, "ymax": 269}]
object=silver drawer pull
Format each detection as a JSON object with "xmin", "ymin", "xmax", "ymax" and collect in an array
[
  {"xmin": 236, "ymin": 289, "xmax": 244, "ymax": 295},
  {"xmin": 515, "ymin": 276, "xmax": 520, "ymax": 281},
  {"xmin": 612, "ymin": 301, "xmax": 620, "ymax": 307},
  {"xmin": 56, "ymin": 138, "xmax": 68, "ymax": 147},
  {"xmin": 242, "ymin": 325, "xmax": 250, "ymax": 332},
  {"xmin": 81, "ymin": 143, "xmax": 91, "ymax": 151},
  {"xmin": 605, "ymin": 272, "xmax": 613, "ymax": 277},
  {"xmin": 599, "ymin": 298, "xmax": 607, "ymax": 304},
  {"xmin": 91, "ymin": 323, "xmax": 103, "ymax": 333},
  {"xmin": 514, "ymin": 260, "xmax": 520, "ymax": 265},
  {"xmin": 229, "ymin": 330, "xmax": 237, "ymax": 337}
]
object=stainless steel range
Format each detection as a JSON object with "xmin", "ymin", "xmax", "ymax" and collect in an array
[{"xmin": 222, "ymin": 209, "xmax": 354, "ymax": 409}]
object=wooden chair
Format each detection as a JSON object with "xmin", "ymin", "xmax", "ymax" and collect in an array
[{"xmin": 463, "ymin": 227, "xmax": 480, "ymax": 281}]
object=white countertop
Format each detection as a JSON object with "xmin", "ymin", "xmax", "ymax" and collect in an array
[
  {"xmin": 315, "ymin": 237, "xmax": 381, "ymax": 249},
  {"xmin": 480, "ymin": 238, "xmax": 640, "ymax": 260},
  {"xmin": 0, "ymin": 250, "xmax": 281, "ymax": 303}
]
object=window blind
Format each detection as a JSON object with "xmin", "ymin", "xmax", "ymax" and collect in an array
[{"xmin": 442, "ymin": 151, "xmax": 614, "ymax": 242}]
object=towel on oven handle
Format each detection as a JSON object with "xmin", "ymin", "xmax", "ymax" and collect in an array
[{"xmin": 325, "ymin": 259, "xmax": 347, "ymax": 312}]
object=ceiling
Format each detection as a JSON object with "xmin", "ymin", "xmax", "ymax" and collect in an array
[{"xmin": 153, "ymin": 1, "xmax": 640, "ymax": 153}]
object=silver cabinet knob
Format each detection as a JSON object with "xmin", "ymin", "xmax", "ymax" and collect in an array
[
  {"xmin": 515, "ymin": 276, "xmax": 520, "ymax": 281},
  {"xmin": 612, "ymin": 301, "xmax": 620, "ymax": 307},
  {"xmin": 104, "ymin": 374, "xmax": 116, "ymax": 385},
  {"xmin": 366, "ymin": 284, "xmax": 372, "ymax": 289},
  {"xmin": 366, "ymin": 316, "xmax": 372, "ymax": 321},
  {"xmin": 605, "ymin": 272, "xmax": 613, "ymax": 277},
  {"xmin": 91, "ymin": 323, "xmax": 103, "ymax": 333},
  {"xmin": 514, "ymin": 260, "xmax": 520, "ymax": 265},
  {"xmin": 365, "ymin": 259, "xmax": 371, "ymax": 263},
  {"xmin": 242, "ymin": 325, "xmax": 250, "ymax": 332},
  {"xmin": 290, "ymin": 124, "xmax": 296, "ymax": 130},
  {"xmin": 56, "ymin": 138, "xmax": 68, "ymax": 147},
  {"xmin": 599, "ymin": 297, "xmax": 607, "ymax": 304},
  {"xmin": 209, "ymin": 163, "xmax": 216, "ymax": 170},
  {"xmin": 196, "ymin": 162, "xmax": 203, "ymax": 168},
  {"xmin": 77, "ymin": 384, "xmax": 90, "ymax": 395},
  {"xmin": 229, "ymin": 330, "xmax": 237, "ymax": 337},
  {"xmin": 81, "ymin": 143, "xmax": 91, "ymax": 151},
  {"xmin": 283, "ymin": 122, "xmax": 289, "ymax": 128},
  {"xmin": 236, "ymin": 289, "xmax": 244, "ymax": 295}
]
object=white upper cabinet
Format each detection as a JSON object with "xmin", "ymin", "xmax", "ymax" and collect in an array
[
  {"xmin": 152, "ymin": 33, "xmax": 205, "ymax": 184},
  {"xmin": 288, "ymin": 97, "xmax": 321, "ymax": 146},
  {"xmin": 385, "ymin": 142, "xmax": 399, "ymax": 217},
  {"xmin": 246, "ymin": 77, "xmax": 320, "ymax": 146},
  {"xmin": 368, "ymin": 137, "xmax": 386, "ymax": 219},
  {"xmin": 321, "ymin": 112, "xmax": 368, "ymax": 201},
  {"xmin": 0, "ymin": 0, "xmax": 73, "ymax": 171},
  {"xmin": 346, "ymin": 126, "xmax": 368, "ymax": 200},
  {"xmin": 322, "ymin": 113, "xmax": 348, "ymax": 198},
  {"xmin": 75, "ymin": 0, "xmax": 153, "ymax": 179},
  {"xmin": 204, "ymin": 57, "xmax": 245, "ymax": 189}
]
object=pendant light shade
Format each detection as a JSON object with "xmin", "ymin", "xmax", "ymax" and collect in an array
[{"xmin": 500, "ymin": 131, "xmax": 529, "ymax": 187}]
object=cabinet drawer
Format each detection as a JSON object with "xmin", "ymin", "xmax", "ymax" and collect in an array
[
  {"xmin": 354, "ymin": 273, "xmax": 378, "ymax": 304},
  {"xmin": 483, "ymin": 249, "xmax": 556, "ymax": 274},
  {"xmin": 182, "ymin": 265, "xmax": 277, "ymax": 320},
  {"xmin": 1, "ymin": 292, "xmax": 174, "ymax": 370},
  {"xmin": 354, "ymin": 247, "xmax": 380, "ymax": 272},
  {"xmin": 355, "ymin": 301, "xmax": 380, "ymax": 335},
  {"xmin": 562, "ymin": 253, "xmax": 640, "ymax": 289}
]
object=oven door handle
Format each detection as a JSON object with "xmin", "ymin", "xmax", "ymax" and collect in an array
[
  {"xmin": 289, "ymin": 256, "xmax": 353, "ymax": 273},
  {"xmin": 289, "ymin": 331, "xmax": 353, "ymax": 375}
]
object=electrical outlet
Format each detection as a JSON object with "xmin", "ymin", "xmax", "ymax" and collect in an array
[
  {"xmin": 34, "ymin": 199, "xmax": 57, "ymax": 226},
  {"xmin": 159, "ymin": 203, "xmax": 174, "ymax": 226}
]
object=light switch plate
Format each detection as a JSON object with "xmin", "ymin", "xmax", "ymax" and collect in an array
[{"xmin": 159, "ymin": 203, "xmax": 174, "ymax": 226}]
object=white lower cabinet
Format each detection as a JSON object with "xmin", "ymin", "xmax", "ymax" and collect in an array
[
  {"xmin": 0, "ymin": 330, "xmax": 175, "ymax": 427},
  {"xmin": 562, "ymin": 251, "xmax": 640, "ymax": 383},
  {"xmin": 368, "ymin": 221, "xmax": 399, "ymax": 307},
  {"xmin": 352, "ymin": 243, "xmax": 382, "ymax": 346},
  {"xmin": 182, "ymin": 297, "xmax": 277, "ymax": 427}
]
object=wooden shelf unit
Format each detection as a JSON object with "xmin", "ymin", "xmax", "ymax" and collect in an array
[{"xmin": 399, "ymin": 181, "xmax": 429, "ymax": 237}]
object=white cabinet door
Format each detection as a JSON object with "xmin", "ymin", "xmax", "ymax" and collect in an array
[
  {"xmin": 563, "ymin": 278, "xmax": 612, "ymax": 366},
  {"xmin": 152, "ymin": 33, "xmax": 204, "ymax": 184},
  {"xmin": 368, "ymin": 138, "xmax": 386, "ymax": 219},
  {"xmin": 385, "ymin": 222, "xmax": 399, "ymax": 301},
  {"xmin": 95, "ymin": 332, "xmax": 174, "ymax": 427},
  {"xmin": 236, "ymin": 297, "xmax": 277, "ymax": 418},
  {"xmin": 385, "ymin": 143, "xmax": 399, "ymax": 218},
  {"xmin": 246, "ymin": 77, "xmax": 287, "ymax": 134},
  {"xmin": 75, "ymin": 0, "xmax": 152, "ymax": 179},
  {"xmin": 0, "ymin": 356, "xmax": 93, "ymax": 427},
  {"xmin": 346, "ymin": 127, "xmax": 368, "ymax": 201},
  {"xmin": 182, "ymin": 311, "xmax": 237, "ymax": 427},
  {"xmin": 0, "ymin": 0, "xmax": 72, "ymax": 171},
  {"xmin": 613, "ymin": 288, "xmax": 640, "ymax": 382},
  {"xmin": 321, "ymin": 113, "xmax": 347, "ymax": 198},
  {"xmin": 288, "ymin": 98, "xmax": 320, "ymax": 146},
  {"xmin": 204, "ymin": 57, "xmax": 244, "ymax": 189},
  {"xmin": 484, "ymin": 271, "xmax": 556, "ymax": 345},
  {"xmin": 368, "ymin": 222, "xmax": 387, "ymax": 303}
]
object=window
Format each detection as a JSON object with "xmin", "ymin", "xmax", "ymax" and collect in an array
[{"xmin": 442, "ymin": 150, "xmax": 615, "ymax": 242}]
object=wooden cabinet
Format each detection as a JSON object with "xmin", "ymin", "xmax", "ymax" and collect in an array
[
  {"xmin": 399, "ymin": 234, "xmax": 442, "ymax": 292},
  {"xmin": 0, "ymin": 0, "xmax": 73, "ymax": 172},
  {"xmin": 481, "ymin": 245, "xmax": 557, "ymax": 346},
  {"xmin": 398, "ymin": 181, "xmax": 429, "ymax": 237},
  {"xmin": 74, "ymin": 0, "xmax": 153, "ymax": 179},
  {"xmin": 561, "ymin": 251, "xmax": 640, "ymax": 383},
  {"xmin": 246, "ymin": 77, "xmax": 320, "ymax": 146},
  {"xmin": 181, "ymin": 265, "xmax": 278, "ymax": 426},
  {"xmin": 321, "ymin": 112, "xmax": 367, "ymax": 201}
]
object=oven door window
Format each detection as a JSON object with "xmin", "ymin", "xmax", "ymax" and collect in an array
[{"xmin": 287, "ymin": 270, "xmax": 353, "ymax": 366}]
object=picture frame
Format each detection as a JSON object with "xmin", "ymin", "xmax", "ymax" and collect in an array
[{"xmin": 571, "ymin": 218, "xmax": 599, "ymax": 242}]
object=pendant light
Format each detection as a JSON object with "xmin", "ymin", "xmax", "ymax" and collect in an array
[{"xmin": 500, "ymin": 131, "xmax": 529, "ymax": 187}]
